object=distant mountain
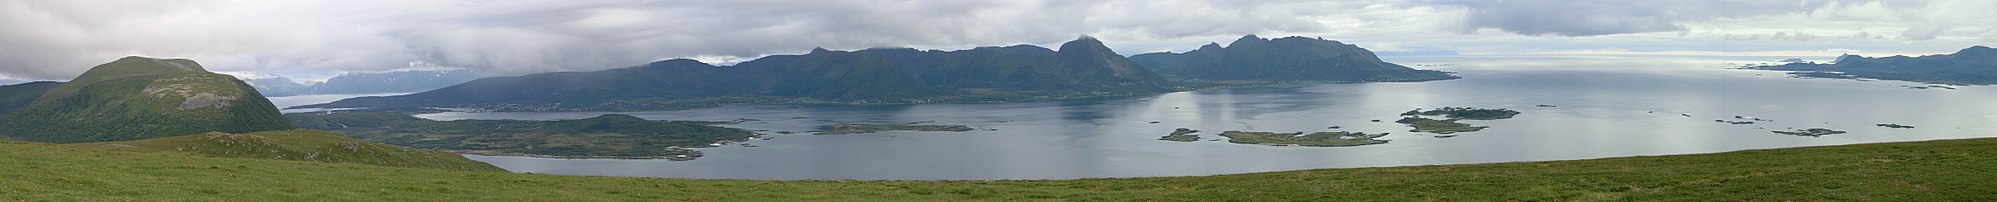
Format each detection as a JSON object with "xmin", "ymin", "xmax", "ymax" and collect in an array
[
  {"xmin": 1129, "ymin": 35, "xmax": 1456, "ymax": 82},
  {"xmin": 299, "ymin": 37, "xmax": 1173, "ymax": 111},
  {"xmin": 70, "ymin": 129, "xmax": 503, "ymax": 171},
  {"xmin": 246, "ymin": 69, "xmax": 483, "ymax": 97},
  {"xmin": 1753, "ymin": 46, "xmax": 1997, "ymax": 85},
  {"xmin": 245, "ymin": 77, "xmax": 311, "ymax": 96},
  {"xmin": 0, "ymin": 56, "xmax": 293, "ymax": 143},
  {"xmin": 0, "ymin": 79, "xmax": 29, "ymax": 85}
]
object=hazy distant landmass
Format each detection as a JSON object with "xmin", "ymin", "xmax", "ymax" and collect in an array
[
  {"xmin": 247, "ymin": 69, "xmax": 484, "ymax": 97},
  {"xmin": 1752, "ymin": 46, "xmax": 1997, "ymax": 85},
  {"xmin": 300, "ymin": 37, "xmax": 1173, "ymax": 111},
  {"xmin": 0, "ymin": 56, "xmax": 293, "ymax": 143},
  {"xmin": 1130, "ymin": 35, "xmax": 1457, "ymax": 82},
  {"xmin": 301, "ymin": 35, "xmax": 1450, "ymax": 112}
]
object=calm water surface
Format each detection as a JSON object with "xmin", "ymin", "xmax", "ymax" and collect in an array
[{"xmin": 410, "ymin": 55, "xmax": 1997, "ymax": 180}]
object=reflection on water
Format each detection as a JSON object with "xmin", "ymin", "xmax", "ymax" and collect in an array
[{"xmin": 424, "ymin": 55, "xmax": 1997, "ymax": 180}]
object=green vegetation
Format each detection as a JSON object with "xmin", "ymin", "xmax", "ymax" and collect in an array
[
  {"xmin": 1217, "ymin": 131, "xmax": 1389, "ymax": 147},
  {"xmin": 1773, "ymin": 128, "xmax": 1848, "ymax": 137},
  {"xmin": 1396, "ymin": 117, "xmax": 1489, "ymax": 134},
  {"xmin": 0, "ymin": 81, "xmax": 60, "ymax": 114},
  {"xmin": 0, "ymin": 56, "xmax": 293, "ymax": 143},
  {"xmin": 68, "ymin": 130, "xmax": 500, "ymax": 172},
  {"xmin": 1753, "ymin": 46, "xmax": 1997, "ymax": 85},
  {"xmin": 289, "ymin": 112, "xmax": 756, "ymax": 159},
  {"xmin": 9, "ymin": 135, "xmax": 1996, "ymax": 200},
  {"xmin": 1402, "ymin": 107, "xmax": 1522, "ymax": 120},
  {"xmin": 1130, "ymin": 35, "xmax": 1457, "ymax": 82},
  {"xmin": 1157, "ymin": 128, "xmax": 1201, "ymax": 142},
  {"xmin": 815, "ymin": 123, "xmax": 976, "ymax": 135}
]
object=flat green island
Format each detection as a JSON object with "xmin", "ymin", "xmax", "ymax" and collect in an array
[
  {"xmin": 815, "ymin": 123, "xmax": 976, "ymax": 135},
  {"xmin": 1772, "ymin": 128, "xmax": 1847, "ymax": 137},
  {"xmin": 1396, "ymin": 117, "xmax": 1490, "ymax": 134},
  {"xmin": 1217, "ymin": 131, "xmax": 1389, "ymax": 147},
  {"xmin": 1402, "ymin": 107, "xmax": 1522, "ymax": 120},
  {"xmin": 1158, "ymin": 128, "xmax": 1201, "ymax": 142},
  {"xmin": 287, "ymin": 112, "xmax": 756, "ymax": 160},
  {"xmin": 1396, "ymin": 107, "xmax": 1520, "ymax": 134}
]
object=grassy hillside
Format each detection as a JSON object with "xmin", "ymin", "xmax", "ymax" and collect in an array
[
  {"xmin": 6, "ymin": 137, "xmax": 1995, "ymax": 201},
  {"xmin": 0, "ymin": 81, "xmax": 61, "ymax": 114},
  {"xmin": 68, "ymin": 130, "xmax": 501, "ymax": 172},
  {"xmin": 0, "ymin": 56, "xmax": 293, "ymax": 143}
]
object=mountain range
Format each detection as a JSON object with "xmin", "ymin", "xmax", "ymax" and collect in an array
[
  {"xmin": 0, "ymin": 56, "xmax": 294, "ymax": 143},
  {"xmin": 245, "ymin": 69, "xmax": 484, "ymax": 97},
  {"xmin": 1753, "ymin": 46, "xmax": 1997, "ymax": 85},
  {"xmin": 299, "ymin": 35, "xmax": 1450, "ymax": 112},
  {"xmin": 1130, "ymin": 35, "xmax": 1456, "ymax": 82},
  {"xmin": 299, "ymin": 37, "xmax": 1174, "ymax": 111}
]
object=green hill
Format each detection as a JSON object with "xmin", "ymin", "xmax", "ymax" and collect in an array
[
  {"xmin": 69, "ymin": 130, "xmax": 500, "ymax": 172},
  {"xmin": 0, "ymin": 56, "xmax": 293, "ymax": 143},
  {"xmin": 1130, "ymin": 35, "xmax": 1457, "ymax": 82},
  {"xmin": 5, "ymin": 135, "xmax": 1992, "ymax": 200}
]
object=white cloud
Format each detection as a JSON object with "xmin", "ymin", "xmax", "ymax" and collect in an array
[{"xmin": 1, "ymin": 0, "xmax": 1994, "ymax": 81}]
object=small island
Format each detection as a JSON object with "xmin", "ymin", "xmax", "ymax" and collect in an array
[
  {"xmin": 1876, "ymin": 123, "xmax": 1915, "ymax": 129},
  {"xmin": 1396, "ymin": 117, "xmax": 1489, "ymax": 134},
  {"xmin": 1394, "ymin": 107, "xmax": 1520, "ymax": 134},
  {"xmin": 1772, "ymin": 128, "xmax": 1847, "ymax": 137},
  {"xmin": 815, "ymin": 123, "xmax": 976, "ymax": 135},
  {"xmin": 1401, "ymin": 107, "xmax": 1521, "ymax": 120},
  {"xmin": 1218, "ymin": 131, "xmax": 1389, "ymax": 147},
  {"xmin": 1158, "ymin": 128, "xmax": 1202, "ymax": 142}
]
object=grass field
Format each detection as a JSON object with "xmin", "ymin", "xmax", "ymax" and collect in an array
[{"xmin": 4, "ymin": 137, "xmax": 1995, "ymax": 201}]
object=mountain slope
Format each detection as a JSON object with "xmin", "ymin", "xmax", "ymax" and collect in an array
[
  {"xmin": 0, "ymin": 81, "xmax": 61, "ymax": 114},
  {"xmin": 0, "ymin": 56, "xmax": 293, "ymax": 143},
  {"xmin": 300, "ymin": 37, "xmax": 1173, "ymax": 111},
  {"xmin": 4, "ymin": 135, "xmax": 1993, "ymax": 200},
  {"xmin": 1753, "ymin": 46, "xmax": 1997, "ymax": 85},
  {"xmin": 1130, "ymin": 35, "xmax": 1456, "ymax": 82},
  {"xmin": 69, "ymin": 130, "xmax": 501, "ymax": 172}
]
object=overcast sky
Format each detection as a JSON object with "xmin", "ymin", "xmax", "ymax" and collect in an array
[{"xmin": 2, "ymin": 0, "xmax": 1993, "ymax": 81}]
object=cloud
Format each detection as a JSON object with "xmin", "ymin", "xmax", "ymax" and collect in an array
[
  {"xmin": 1901, "ymin": 24, "xmax": 1951, "ymax": 40},
  {"xmin": 1, "ymin": 0, "xmax": 1994, "ymax": 81},
  {"xmin": 1416, "ymin": 0, "xmax": 1878, "ymax": 37},
  {"xmin": 0, "ymin": 0, "xmax": 1397, "ymax": 80}
]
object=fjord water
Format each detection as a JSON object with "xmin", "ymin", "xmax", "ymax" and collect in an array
[{"xmin": 419, "ymin": 55, "xmax": 1997, "ymax": 180}]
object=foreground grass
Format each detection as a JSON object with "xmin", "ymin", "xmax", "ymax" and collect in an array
[{"xmin": 5, "ymin": 137, "xmax": 1996, "ymax": 201}]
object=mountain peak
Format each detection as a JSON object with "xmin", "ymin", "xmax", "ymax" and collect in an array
[
  {"xmin": 1054, "ymin": 36, "xmax": 1118, "ymax": 53},
  {"xmin": 1229, "ymin": 35, "xmax": 1269, "ymax": 47},
  {"xmin": 1955, "ymin": 45, "xmax": 1994, "ymax": 56},
  {"xmin": 810, "ymin": 47, "xmax": 834, "ymax": 54},
  {"xmin": 1198, "ymin": 42, "xmax": 1224, "ymax": 51}
]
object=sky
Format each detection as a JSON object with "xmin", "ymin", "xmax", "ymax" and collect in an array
[{"xmin": 1, "ymin": 0, "xmax": 1993, "ymax": 82}]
